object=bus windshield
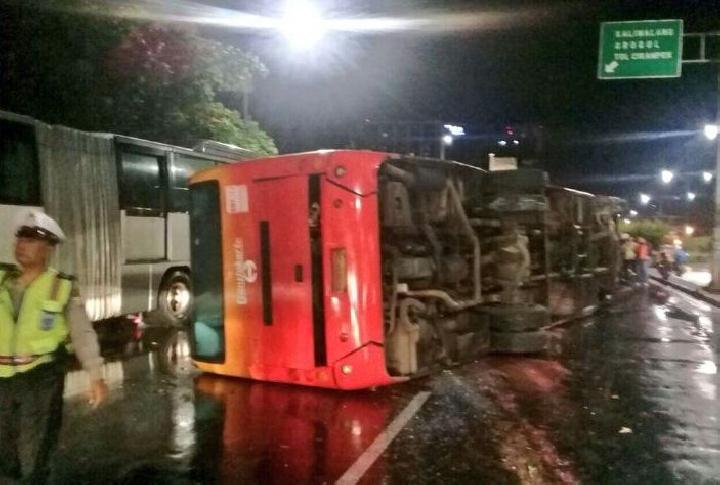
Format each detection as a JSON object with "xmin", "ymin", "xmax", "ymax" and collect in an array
[{"xmin": 189, "ymin": 181, "xmax": 225, "ymax": 362}]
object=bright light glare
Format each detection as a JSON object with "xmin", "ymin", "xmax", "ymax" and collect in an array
[
  {"xmin": 280, "ymin": 0, "xmax": 327, "ymax": 50},
  {"xmin": 442, "ymin": 134, "xmax": 454, "ymax": 146},
  {"xmin": 629, "ymin": 209, "xmax": 638, "ymax": 217},
  {"xmin": 685, "ymin": 225, "xmax": 695, "ymax": 236},
  {"xmin": 687, "ymin": 191, "xmax": 696, "ymax": 201},
  {"xmin": 640, "ymin": 193, "xmax": 651, "ymax": 205},
  {"xmin": 703, "ymin": 171, "xmax": 714, "ymax": 183},
  {"xmin": 623, "ymin": 218, "xmax": 631, "ymax": 225},
  {"xmin": 444, "ymin": 124, "xmax": 465, "ymax": 136},
  {"xmin": 704, "ymin": 124, "xmax": 719, "ymax": 141},
  {"xmin": 497, "ymin": 140, "xmax": 507, "ymax": 146},
  {"xmin": 660, "ymin": 169, "xmax": 674, "ymax": 184},
  {"xmin": 512, "ymin": 140, "xmax": 520, "ymax": 145}
]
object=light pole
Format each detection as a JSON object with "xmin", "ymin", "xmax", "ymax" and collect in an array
[{"xmin": 438, "ymin": 123, "xmax": 464, "ymax": 160}]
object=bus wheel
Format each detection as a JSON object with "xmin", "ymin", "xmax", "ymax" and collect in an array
[{"xmin": 157, "ymin": 271, "xmax": 193, "ymax": 327}]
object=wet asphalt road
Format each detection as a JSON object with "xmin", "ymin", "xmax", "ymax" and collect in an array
[{"xmin": 52, "ymin": 286, "xmax": 720, "ymax": 484}]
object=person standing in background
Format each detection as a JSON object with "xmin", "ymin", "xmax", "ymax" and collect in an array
[{"xmin": 636, "ymin": 237, "xmax": 651, "ymax": 284}]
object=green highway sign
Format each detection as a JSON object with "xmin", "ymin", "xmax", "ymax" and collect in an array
[{"xmin": 598, "ymin": 19, "xmax": 683, "ymax": 79}]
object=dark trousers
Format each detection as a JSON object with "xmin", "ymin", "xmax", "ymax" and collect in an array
[{"xmin": 0, "ymin": 362, "xmax": 65, "ymax": 484}]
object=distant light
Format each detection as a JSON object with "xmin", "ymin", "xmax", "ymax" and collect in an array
[
  {"xmin": 279, "ymin": 0, "xmax": 327, "ymax": 51},
  {"xmin": 685, "ymin": 225, "xmax": 695, "ymax": 236},
  {"xmin": 629, "ymin": 209, "xmax": 638, "ymax": 217},
  {"xmin": 444, "ymin": 124, "xmax": 465, "ymax": 137},
  {"xmin": 687, "ymin": 191, "xmax": 696, "ymax": 201},
  {"xmin": 703, "ymin": 171, "xmax": 714, "ymax": 183},
  {"xmin": 660, "ymin": 169, "xmax": 674, "ymax": 184},
  {"xmin": 623, "ymin": 218, "xmax": 631, "ymax": 225},
  {"xmin": 497, "ymin": 140, "xmax": 507, "ymax": 146},
  {"xmin": 639, "ymin": 193, "xmax": 651, "ymax": 205},
  {"xmin": 704, "ymin": 124, "xmax": 719, "ymax": 141},
  {"xmin": 488, "ymin": 152, "xmax": 495, "ymax": 157},
  {"xmin": 442, "ymin": 134, "xmax": 454, "ymax": 146},
  {"xmin": 512, "ymin": 140, "xmax": 520, "ymax": 145},
  {"xmin": 673, "ymin": 238, "xmax": 683, "ymax": 247},
  {"xmin": 505, "ymin": 126, "xmax": 514, "ymax": 136}
]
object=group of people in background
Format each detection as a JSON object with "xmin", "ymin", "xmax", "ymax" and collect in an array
[
  {"xmin": 621, "ymin": 233, "xmax": 689, "ymax": 284},
  {"xmin": 621, "ymin": 233, "xmax": 652, "ymax": 284}
]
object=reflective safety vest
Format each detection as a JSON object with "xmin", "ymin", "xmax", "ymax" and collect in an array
[{"xmin": 0, "ymin": 266, "xmax": 73, "ymax": 378}]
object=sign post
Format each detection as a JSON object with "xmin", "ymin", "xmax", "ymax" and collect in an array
[{"xmin": 598, "ymin": 20, "xmax": 683, "ymax": 80}]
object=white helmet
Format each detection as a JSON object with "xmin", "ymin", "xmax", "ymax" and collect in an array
[{"xmin": 15, "ymin": 211, "xmax": 66, "ymax": 245}]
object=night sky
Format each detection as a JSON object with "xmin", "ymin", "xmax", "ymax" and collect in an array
[{"xmin": 203, "ymin": 0, "xmax": 720, "ymax": 216}]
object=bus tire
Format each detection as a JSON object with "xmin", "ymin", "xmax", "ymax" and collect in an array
[
  {"xmin": 484, "ymin": 304, "xmax": 549, "ymax": 332},
  {"xmin": 156, "ymin": 270, "xmax": 193, "ymax": 327},
  {"xmin": 490, "ymin": 330, "xmax": 549, "ymax": 355}
]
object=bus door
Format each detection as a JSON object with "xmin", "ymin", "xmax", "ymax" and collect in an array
[{"xmin": 252, "ymin": 175, "xmax": 319, "ymax": 370}]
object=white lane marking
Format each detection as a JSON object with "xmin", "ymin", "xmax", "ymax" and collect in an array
[{"xmin": 336, "ymin": 391, "xmax": 431, "ymax": 485}]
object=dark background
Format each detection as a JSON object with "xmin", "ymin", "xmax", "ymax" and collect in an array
[{"xmin": 205, "ymin": 0, "xmax": 719, "ymax": 218}]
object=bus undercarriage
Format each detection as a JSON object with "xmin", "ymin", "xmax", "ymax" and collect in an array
[{"xmin": 379, "ymin": 160, "xmax": 623, "ymax": 377}]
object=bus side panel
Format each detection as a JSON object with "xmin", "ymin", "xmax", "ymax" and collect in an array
[{"xmin": 321, "ymin": 179, "xmax": 386, "ymax": 371}]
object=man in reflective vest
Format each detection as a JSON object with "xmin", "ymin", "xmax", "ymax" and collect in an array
[{"xmin": 0, "ymin": 211, "xmax": 107, "ymax": 483}]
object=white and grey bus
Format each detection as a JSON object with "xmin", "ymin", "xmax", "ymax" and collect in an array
[{"xmin": 0, "ymin": 110, "xmax": 249, "ymax": 324}]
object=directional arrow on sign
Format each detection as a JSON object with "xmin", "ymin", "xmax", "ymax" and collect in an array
[{"xmin": 604, "ymin": 60, "xmax": 619, "ymax": 73}]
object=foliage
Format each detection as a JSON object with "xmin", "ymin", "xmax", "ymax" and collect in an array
[
  {"xmin": 684, "ymin": 236, "xmax": 712, "ymax": 262},
  {"xmin": 0, "ymin": 0, "xmax": 277, "ymax": 154},
  {"xmin": 619, "ymin": 219, "xmax": 670, "ymax": 249},
  {"xmin": 171, "ymin": 103, "xmax": 277, "ymax": 156}
]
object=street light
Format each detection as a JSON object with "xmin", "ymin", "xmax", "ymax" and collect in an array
[
  {"xmin": 687, "ymin": 191, "xmax": 697, "ymax": 201},
  {"xmin": 279, "ymin": 0, "xmax": 327, "ymax": 51},
  {"xmin": 704, "ymin": 123, "xmax": 719, "ymax": 141},
  {"xmin": 442, "ymin": 134, "xmax": 454, "ymax": 146},
  {"xmin": 660, "ymin": 169, "xmax": 674, "ymax": 184},
  {"xmin": 703, "ymin": 171, "xmax": 714, "ymax": 183},
  {"xmin": 629, "ymin": 209, "xmax": 638, "ymax": 217},
  {"xmin": 685, "ymin": 225, "xmax": 695, "ymax": 236},
  {"xmin": 639, "ymin": 193, "xmax": 651, "ymax": 205}
]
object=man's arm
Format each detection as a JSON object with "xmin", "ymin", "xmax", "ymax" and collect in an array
[
  {"xmin": 66, "ymin": 296, "xmax": 104, "ymax": 381},
  {"xmin": 65, "ymin": 285, "xmax": 108, "ymax": 407}
]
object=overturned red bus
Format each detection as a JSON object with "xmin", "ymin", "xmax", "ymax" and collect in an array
[{"xmin": 188, "ymin": 150, "xmax": 623, "ymax": 389}]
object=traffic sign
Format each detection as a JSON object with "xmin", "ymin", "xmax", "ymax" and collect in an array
[{"xmin": 598, "ymin": 19, "xmax": 683, "ymax": 79}]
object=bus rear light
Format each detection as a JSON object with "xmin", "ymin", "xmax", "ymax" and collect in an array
[{"xmin": 331, "ymin": 248, "xmax": 347, "ymax": 292}]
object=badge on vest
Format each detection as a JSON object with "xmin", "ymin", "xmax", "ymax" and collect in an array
[{"xmin": 40, "ymin": 311, "xmax": 56, "ymax": 331}]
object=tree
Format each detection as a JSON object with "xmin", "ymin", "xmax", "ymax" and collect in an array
[{"xmin": 0, "ymin": 0, "xmax": 277, "ymax": 155}]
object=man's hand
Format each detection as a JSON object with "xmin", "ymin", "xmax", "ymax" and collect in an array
[{"xmin": 88, "ymin": 379, "xmax": 108, "ymax": 409}]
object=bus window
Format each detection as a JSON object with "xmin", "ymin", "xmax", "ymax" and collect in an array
[
  {"xmin": 190, "ymin": 181, "xmax": 225, "ymax": 362},
  {"xmin": 0, "ymin": 121, "xmax": 40, "ymax": 205},
  {"xmin": 169, "ymin": 155, "xmax": 217, "ymax": 212},
  {"xmin": 119, "ymin": 151, "xmax": 164, "ymax": 212}
]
